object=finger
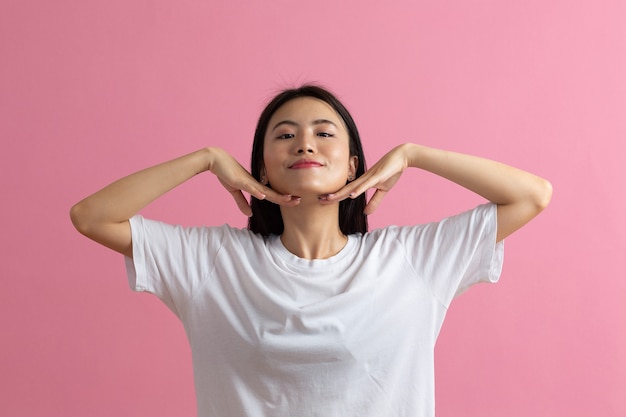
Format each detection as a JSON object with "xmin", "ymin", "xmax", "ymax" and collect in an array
[
  {"xmin": 280, "ymin": 195, "xmax": 302, "ymax": 206},
  {"xmin": 323, "ymin": 177, "xmax": 371, "ymax": 202},
  {"xmin": 231, "ymin": 190, "xmax": 253, "ymax": 216},
  {"xmin": 364, "ymin": 189, "xmax": 388, "ymax": 215},
  {"xmin": 242, "ymin": 182, "xmax": 269, "ymax": 201},
  {"xmin": 236, "ymin": 181, "xmax": 293, "ymax": 206},
  {"xmin": 321, "ymin": 188, "xmax": 356, "ymax": 203},
  {"xmin": 258, "ymin": 187, "xmax": 302, "ymax": 206}
]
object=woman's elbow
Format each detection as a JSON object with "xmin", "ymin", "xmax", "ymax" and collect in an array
[
  {"xmin": 70, "ymin": 200, "xmax": 95, "ymax": 236},
  {"xmin": 535, "ymin": 178, "xmax": 553, "ymax": 212}
]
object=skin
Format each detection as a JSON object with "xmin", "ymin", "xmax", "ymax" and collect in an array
[{"xmin": 70, "ymin": 97, "xmax": 552, "ymax": 260}]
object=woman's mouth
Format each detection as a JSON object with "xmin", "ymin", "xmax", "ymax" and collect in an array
[{"xmin": 289, "ymin": 160, "xmax": 323, "ymax": 169}]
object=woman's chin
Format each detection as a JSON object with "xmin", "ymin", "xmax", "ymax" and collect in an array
[
  {"xmin": 289, "ymin": 187, "xmax": 342, "ymax": 199},
  {"xmin": 272, "ymin": 182, "xmax": 344, "ymax": 198}
]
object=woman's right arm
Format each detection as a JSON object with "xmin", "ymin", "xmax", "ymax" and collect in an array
[{"xmin": 70, "ymin": 147, "xmax": 297, "ymax": 257}]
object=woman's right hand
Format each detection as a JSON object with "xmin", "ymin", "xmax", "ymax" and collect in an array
[{"xmin": 206, "ymin": 147, "xmax": 300, "ymax": 216}]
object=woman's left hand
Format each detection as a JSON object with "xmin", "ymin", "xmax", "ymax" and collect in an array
[{"xmin": 322, "ymin": 144, "xmax": 412, "ymax": 215}]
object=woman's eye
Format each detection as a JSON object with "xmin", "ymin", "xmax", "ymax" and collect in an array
[
  {"xmin": 317, "ymin": 132, "xmax": 334, "ymax": 138},
  {"xmin": 277, "ymin": 133, "xmax": 295, "ymax": 139}
]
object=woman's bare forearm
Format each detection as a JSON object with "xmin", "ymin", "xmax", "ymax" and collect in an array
[
  {"xmin": 70, "ymin": 148, "xmax": 214, "ymax": 254},
  {"xmin": 405, "ymin": 144, "xmax": 551, "ymax": 208}
]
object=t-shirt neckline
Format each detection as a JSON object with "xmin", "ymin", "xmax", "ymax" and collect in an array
[{"xmin": 266, "ymin": 234, "xmax": 359, "ymax": 275}]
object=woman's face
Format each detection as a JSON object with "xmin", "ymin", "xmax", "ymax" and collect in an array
[{"xmin": 263, "ymin": 97, "xmax": 358, "ymax": 199}]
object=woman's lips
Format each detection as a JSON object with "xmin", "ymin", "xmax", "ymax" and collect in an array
[{"xmin": 289, "ymin": 160, "xmax": 323, "ymax": 169}]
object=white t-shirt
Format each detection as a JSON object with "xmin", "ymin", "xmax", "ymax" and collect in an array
[{"xmin": 125, "ymin": 203, "xmax": 504, "ymax": 417}]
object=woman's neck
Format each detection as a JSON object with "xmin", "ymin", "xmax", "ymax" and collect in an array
[{"xmin": 279, "ymin": 202, "xmax": 347, "ymax": 260}]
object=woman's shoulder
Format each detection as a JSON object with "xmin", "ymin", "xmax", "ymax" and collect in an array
[
  {"xmin": 132, "ymin": 216, "xmax": 263, "ymax": 243},
  {"xmin": 358, "ymin": 203, "xmax": 496, "ymax": 242}
]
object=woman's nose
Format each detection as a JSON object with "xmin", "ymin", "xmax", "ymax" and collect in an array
[
  {"xmin": 297, "ymin": 146, "xmax": 314, "ymax": 154},
  {"xmin": 295, "ymin": 134, "xmax": 316, "ymax": 154}
]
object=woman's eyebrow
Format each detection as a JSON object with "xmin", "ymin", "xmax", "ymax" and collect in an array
[
  {"xmin": 271, "ymin": 119, "xmax": 338, "ymax": 131},
  {"xmin": 311, "ymin": 119, "xmax": 338, "ymax": 127},
  {"xmin": 271, "ymin": 120, "xmax": 298, "ymax": 131}
]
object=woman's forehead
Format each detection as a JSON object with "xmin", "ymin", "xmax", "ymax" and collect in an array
[{"xmin": 268, "ymin": 97, "xmax": 346, "ymax": 129}]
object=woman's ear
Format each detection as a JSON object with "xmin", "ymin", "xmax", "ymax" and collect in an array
[
  {"xmin": 348, "ymin": 155, "xmax": 358, "ymax": 181},
  {"xmin": 260, "ymin": 167, "xmax": 268, "ymax": 185}
]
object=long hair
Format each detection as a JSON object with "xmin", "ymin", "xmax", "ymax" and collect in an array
[{"xmin": 248, "ymin": 85, "xmax": 368, "ymax": 236}]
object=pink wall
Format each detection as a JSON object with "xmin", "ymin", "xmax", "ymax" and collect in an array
[{"xmin": 2, "ymin": 0, "xmax": 624, "ymax": 415}]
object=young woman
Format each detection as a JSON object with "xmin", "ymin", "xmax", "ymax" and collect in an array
[{"xmin": 71, "ymin": 85, "xmax": 552, "ymax": 417}]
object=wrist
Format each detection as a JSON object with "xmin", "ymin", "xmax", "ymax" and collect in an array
[
  {"xmin": 200, "ymin": 147, "xmax": 221, "ymax": 174},
  {"xmin": 400, "ymin": 143, "xmax": 426, "ymax": 169}
]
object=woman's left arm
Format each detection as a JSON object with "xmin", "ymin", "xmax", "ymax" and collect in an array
[{"xmin": 327, "ymin": 143, "xmax": 553, "ymax": 242}]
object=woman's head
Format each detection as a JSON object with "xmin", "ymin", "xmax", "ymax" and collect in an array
[{"xmin": 248, "ymin": 85, "xmax": 368, "ymax": 236}]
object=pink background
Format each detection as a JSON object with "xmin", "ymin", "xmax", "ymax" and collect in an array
[{"xmin": 1, "ymin": 0, "xmax": 625, "ymax": 415}]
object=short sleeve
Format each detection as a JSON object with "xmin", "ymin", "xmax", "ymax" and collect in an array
[
  {"xmin": 124, "ymin": 215, "xmax": 223, "ymax": 319},
  {"xmin": 395, "ymin": 203, "xmax": 504, "ymax": 307}
]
